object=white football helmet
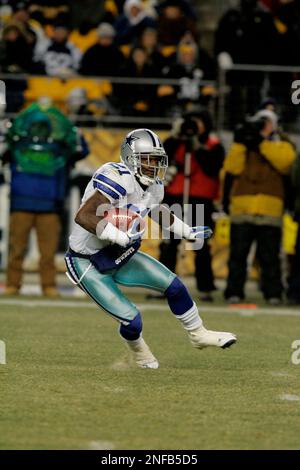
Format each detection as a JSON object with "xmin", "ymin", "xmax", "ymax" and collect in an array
[{"xmin": 120, "ymin": 128, "xmax": 168, "ymax": 186}]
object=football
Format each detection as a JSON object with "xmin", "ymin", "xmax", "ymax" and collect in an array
[{"xmin": 103, "ymin": 207, "xmax": 145, "ymax": 233}]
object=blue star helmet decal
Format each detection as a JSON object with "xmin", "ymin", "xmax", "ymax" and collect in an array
[{"xmin": 125, "ymin": 134, "xmax": 139, "ymax": 147}]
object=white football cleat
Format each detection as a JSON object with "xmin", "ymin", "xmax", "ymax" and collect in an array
[
  {"xmin": 188, "ymin": 326, "xmax": 237, "ymax": 350},
  {"xmin": 125, "ymin": 337, "xmax": 159, "ymax": 369}
]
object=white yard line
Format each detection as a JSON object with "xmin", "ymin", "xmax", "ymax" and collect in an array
[
  {"xmin": 0, "ymin": 298, "xmax": 300, "ymax": 317},
  {"xmin": 88, "ymin": 440, "xmax": 115, "ymax": 450},
  {"xmin": 279, "ymin": 394, "xmax": 300, "ymax": 402},
  {"xmin": 271, "ymin": 372, "xmax": 295, "ymax": 378}
]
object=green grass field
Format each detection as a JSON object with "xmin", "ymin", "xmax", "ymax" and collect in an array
[{"xmin": 1, "ymin": 294, "xmax": 300, "ymax": 450}]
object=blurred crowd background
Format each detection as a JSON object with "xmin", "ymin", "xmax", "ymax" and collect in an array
[
  {"xmin": 0, "ymin": 0, "xmax": 300, "ymax": 304},
  {"xmin": 0, "ymin": 0, "xmax": 300, "ymax": 126}
]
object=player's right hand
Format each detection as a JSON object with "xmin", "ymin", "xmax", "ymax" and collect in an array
[{"xmin": 126, "ymin": 217, "xmax": 146, "ymax": 245}]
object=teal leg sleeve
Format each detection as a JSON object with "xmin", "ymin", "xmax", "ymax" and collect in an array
[
  {"xmin": 114, "ymin": 251, "xmax": 176, "ymax": 292},
  {"xmin": 65, "ymin": 255, "xmax": 139, "ymax": 323}
]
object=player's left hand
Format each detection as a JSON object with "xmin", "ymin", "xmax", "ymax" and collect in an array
[{"xmin": 186, "ymin": 226, "xmax": 213, "ymax": 240}]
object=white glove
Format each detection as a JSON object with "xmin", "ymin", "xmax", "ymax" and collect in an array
[
  {"xmin": 97, "ymin": 220, "xmax": 145, "ymax": 247},
  {"xmin": 97, "ymin": 221, "xmax": 130, "ymax": 247},
  {"xmin": 168, "ymin": 215, "xmax": 213, "ymax": 240},
  {"xmin": 187, "ymin": 226, "xmax": 213, "ymax": 240}
]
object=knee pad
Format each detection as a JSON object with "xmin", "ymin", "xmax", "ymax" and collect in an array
[
  {"xmin": 119, "ymin": 312, "xmax": 142, "ymax": 341},
  {"xmin": 165, "ymin": 276, "xmax": 193, "ymax": 315}
]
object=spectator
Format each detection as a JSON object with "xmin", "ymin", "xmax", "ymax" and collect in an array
[
  {"xmin": 168, "ymin": 38, "xmax": 215, "ymax": 80},
  {"xmin": 157, "ymin": 0, "xmax": 198, "ymax": 46},
  {"xmin": 137, "ymin": 27, "xmax": 166, "ymax": 72},
  {"xmin": 116, "ymin": 46, "xmax": 158, "ymax": 116},
  {"xmin": 80, "ymin": 23, "xmax": 125, "ymax": 76},
  {"xmin": 12, "ymin": 2, "xmax": 37, "ymax": 48},
  {"xmin": 215, "ymin": 0, "xmax": 279, "ymax": 65},
  {"xmin": 257, "ymin": 101, "xmax": 295, "ymax": 212},
  {"xmin": 215, "ymin": 0, "xmax": 280, "ymax": 124},
  {"xmin": 159, "ymin": 110, "xmax": 225, "ymax": 301},
  {"xmin": 2, "ymin": 101, "xmax": 89, "ymax": 297},
  {"xmin": 12, "ymin": 1, "xmax": 49, "ymax": 56},
  {"xmin": 36, "ymin": 23, "xmax": 82, "ymax": 76},
  {"xmin": 114, "ymin": 0, "xmax": 156, "ymax": 45},
  {"xmin": 287, "ymin": 153, "xmax": 300, "ymax": 304},
  {"xmin": 222, "ymin": 110, "xmax": 296, "ymax": 304},
  {"xmin": 162, "ymin": 38, "xmax": 216, "ymax": 115},
  {"xmin": 0, "ymin": 21, "xmax": 34, "ymax": 72}
]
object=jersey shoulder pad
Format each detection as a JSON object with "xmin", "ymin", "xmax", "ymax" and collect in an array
[{"xmin": 92, "ymin": 162, "xmax": 134, "ymax": 202}]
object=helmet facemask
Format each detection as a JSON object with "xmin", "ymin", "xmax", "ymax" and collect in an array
[{"xmin": 132, "ymin": 151, "xmax": 167, "ymax": 186}]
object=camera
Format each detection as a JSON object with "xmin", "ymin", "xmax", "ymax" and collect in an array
[
  {"xmin": 179, "ymin": 116, "xmax": 199, "ymax": 139},
  {"xmin": 234, "ymin": 117, "xmax": 265, "ymax": 150}
]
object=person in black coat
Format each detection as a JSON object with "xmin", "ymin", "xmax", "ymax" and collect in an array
[
  {"xmin": 215, "ymin": 0, "xmax": 280, "ymax": 125},
  {"xmin": 137, "ymin": 27, "xmax": 167, "ymax": 74},
  {"xmin": 161, "ymin": 38, "xmax": 216, "ymax": 115},
  {"xmin": 115, "ymin": 46, "xmax": 158, "ymax": 117},
  {"xmin": 0, "ymin": 21, "xmax": 34, "ymax": 73},
  {"xmin": 80, "ymin": 23, "xmax": 125, "ymax": 77}
]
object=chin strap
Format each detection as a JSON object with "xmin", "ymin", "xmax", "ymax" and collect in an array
[{"xmin": 135, "ymin": 172, "xmax": 153, "ymax": 187}]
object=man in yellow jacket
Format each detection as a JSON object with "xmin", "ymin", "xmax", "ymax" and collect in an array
[{"xmin": 222, "ymin": 110, "xmax": 296, "ymax": 304}]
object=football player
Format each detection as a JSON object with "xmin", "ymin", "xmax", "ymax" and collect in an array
[{"xmin": 65, "ymin": 129, "xmax": 236, "ymax": 368}]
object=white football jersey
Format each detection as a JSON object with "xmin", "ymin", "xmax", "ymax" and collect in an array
[{"xmin": 69, "ymin": 162, "xmax": 164, "ymax": 255}]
